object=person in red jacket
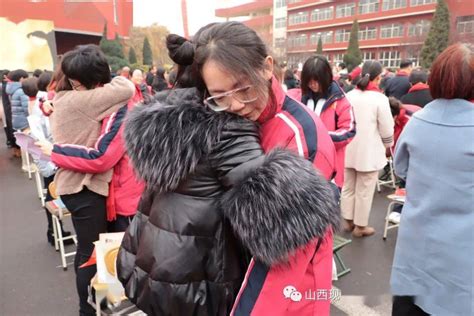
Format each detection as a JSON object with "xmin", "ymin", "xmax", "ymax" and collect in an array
[
  {"xmin": 37, "ymin": 102, "xmax": 144, "ymax": 231},
  {"xmin": 287, "ymin": 55, "xmax": 356, "ymax": 188},
  {"xmin": 186, "ymin": 21, "xmax": 339, "ymax": 315}
]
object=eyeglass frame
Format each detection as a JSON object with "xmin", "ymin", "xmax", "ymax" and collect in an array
[
  {"xmin": 204, "ymin": 85, "xmax": 258, "ymax": 112},
  {"xmin": 68, "ymin": 78, "xmax": 83, "ymax": 91}
]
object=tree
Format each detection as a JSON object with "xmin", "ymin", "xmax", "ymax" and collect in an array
[
  {"xmin": 316, "ymin": 37, "xmax": 323, "ymax": 54},
  {"xmin": 420, "ymin": 0, "xmax": 450, "ymax": 69},
  {"xmin": 128, "ymin": 47, "xmax": 137, "ymax": 64},
  {"xmin": 343, "ymin": 20, "xmax": 362, "ymax": 72},
  {"xmin": 99, "ymin": 24, "xmax": 127, "ymax": 72},
  {"xmin": 125, "ymin": 24, "xmax": 172, "ymax": 66},
  {"xmin": 142, "ymin": 36, "xmax": 153, "ymax": 66}
]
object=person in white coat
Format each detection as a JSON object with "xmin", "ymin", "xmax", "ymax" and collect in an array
[{"xmin": 341, "ymin": 60, "xmax": 394, "ymax": 237}]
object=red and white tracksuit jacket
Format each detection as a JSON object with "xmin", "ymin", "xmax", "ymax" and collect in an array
[
  {"xmin": 231, "ymin": 77, "xmax": 337, "ymax": 316},
  {"xmin": 51, "ymin": 102, "xmax": 144, "ymax": 220},
  {"xmin": 287, "ymin": 81, "xmax": 356, "ymax": 188}
]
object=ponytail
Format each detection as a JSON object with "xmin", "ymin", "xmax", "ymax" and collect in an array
[{"xmin": 356, "ymin": 60, "xmax": 382, "ymax": 91}]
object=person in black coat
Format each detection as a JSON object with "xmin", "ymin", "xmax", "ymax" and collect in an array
[
  {"xmin": 151, "ymin": 66, "xmax": 169, "ymax": 92},
  {"xmin": 1, "ymin": 70, "xmax": 16, "ymax": 149},
  {"xmin": 400, "ymin": 69, "xmax": 433, "ymax": 108},
  {"xmin": 117, "ymin": 88, "xmax": 338, "ymax": 316},
  {"xmin": 384, "ymin": 60, "xmax": 413, "ymax": 99}
]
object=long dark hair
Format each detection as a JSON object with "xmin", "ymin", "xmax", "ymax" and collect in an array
[
  {"xmin": 192, "ymin": 22, "xmax": 271, "ymax": 99},
  {"xmin": 356, "ymin": 60, "xmax": 382, "ymax": 91},
  {"xmin": 300, "ymin": 55, "xmax": 332, "ymax": 96}
]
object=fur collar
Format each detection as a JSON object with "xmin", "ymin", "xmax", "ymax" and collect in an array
[{"xmin": 124, "ymin": 88, "xmax": 239, "ymax": 192}]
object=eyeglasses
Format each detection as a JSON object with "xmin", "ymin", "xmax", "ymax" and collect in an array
[
  {"xmin": 68, "ymin": 78, "xmax": 83, "ymax": 91},
  {"xmin": 204, "ymin": 85, "xmax": 258, "ymax": 112}
]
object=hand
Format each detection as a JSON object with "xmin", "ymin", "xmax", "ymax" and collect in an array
[
  {"xmin": 35, "ymin": 140, "xmax": 53, "ymax": 156},
  {"xmin": 42, "ymin": 100, "xmax": 54, "ymax": 115}
]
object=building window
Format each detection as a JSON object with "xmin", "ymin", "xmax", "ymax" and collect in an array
[
  {"xmin": 408, "ymin": 20, "xmax": 431, "ymax": 37},
  {"xmin": 359, "ymin": 26, "xmax": 377, "ymax": 40},
  {"xmin": 276, "ymin": 0, "xmax": 287, "ymax": 8},
  {"xmin": 288, "ymin": 34, "xmax": 307, "ymax": 47},
  {"xmin": 335, "ymin": 29, "xmax": 351, "ymax": 43},
  {"xmin": 311, "ymin": 7, "xmax": 334, "ymax": 22},
  {"xmin": 275, "ymin": 17, "xmax": 287, "ymax": 29},
  {"xmin": 362, "ymin": 51, "xmax": 376, "ymax": 61},
  {"xmin": 289, "ymin": 12, "xmax": 309, "ymax": 26},
  {"xmin": 382, "ymin": 0, "xmax": 407, "ymax": 11},
  {"xmin": 333, "ymin": 53, "xmax": 344, "ymax": 64},
  {"xmin": 310, "ymin": 31, "xmax": 333, "ymax": 45},
  {"xmin": 275, "ymin": 37, "xmax": 286, "ymax": 48},
  {"xmin": 457, "ymin": 16, "xmax": 474, "ymax": 34},
  {"xmin": 288, "ymin": 0, "xmax": 303, "ymax": 4},
  {"xmin": 380, "ymin": 23, "xmax": 404, "ymax": 38},
  {"xmin": 410, "ymin": 0, "xmax": 436, "ymax": 6},
  {"xmin": 359, "ymin": 0, "xmax": 379, "ymax": 14},
  {"xmin": 379, "ymin": 51, "xmax": 401, "ymax": 68},
  {"xmin": 407, "ymin": 51, "xmax": 421, "ymax": 66},
  {"xmin": 336, "ymin": 3, "xmax": 355, "ymax": 18}
]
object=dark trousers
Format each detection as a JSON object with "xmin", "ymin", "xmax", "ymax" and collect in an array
[
  {"xmin": 1, "ymin": 92, "xmax": 16, "ymax": 148},
  {"xmin": 107, "ymin": 214, "xmax": 134, "ymax": 233},
  {"xmin": 43, "ymin": 175, "xmax": 55, "ymax": 234},
  {"xmin": 392, "ymin": 296, "xmax": 430, "ymax": 316},
  {"xmin": 61, "ymin": 188, "xmax": 107, "ymax": 316}
]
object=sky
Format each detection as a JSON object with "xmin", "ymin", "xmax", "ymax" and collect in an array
[{"xmin": 133, "ymin": 0, "xmax": 237, "ymax": 36}]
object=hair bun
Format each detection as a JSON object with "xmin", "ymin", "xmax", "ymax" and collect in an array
[{"xmin": 166, "ymin": 34, "xmax": 194, "ymax": 66}]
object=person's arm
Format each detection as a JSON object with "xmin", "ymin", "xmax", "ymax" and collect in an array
[
  {"xmin": 328, "ymin": 98, "xmax": 356, "ymax": 149},
  {"xmin": 73, "ymin": 76, "xmax": 134, "ymax": 121},
  {"xmin": 51, "ymin": 105, "xmax": 127, "ymax": 173},
  {"xmin": 378, "ymin": 96, "xmax": 395, "ymax": 148}
]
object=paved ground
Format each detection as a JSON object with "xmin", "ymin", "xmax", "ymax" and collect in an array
[{"xmin": 0, "ymin": 132, "xmax": 398, "ymax": 316}]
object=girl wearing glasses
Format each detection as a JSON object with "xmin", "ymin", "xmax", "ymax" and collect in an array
[
  {"xmin": 193, "ymin": 21, "xmax": 338, "ymax": 316},
  {"xmin": 118, "ymin": 22, "xmax": 339, "ymax": 316}
]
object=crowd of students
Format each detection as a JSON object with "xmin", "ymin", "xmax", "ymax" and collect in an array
[{"xmin": 1, "ymin": 21, "xmax": 472, "ymax": 316}]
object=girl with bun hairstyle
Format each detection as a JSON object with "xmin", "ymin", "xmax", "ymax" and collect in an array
[
  {"xmin": 341, "ymin": 60, "xmax": 394, "ymax": 237},
  {"xmin": 117, "ymin": 22, "xmax": 340, "ymax": 316}
]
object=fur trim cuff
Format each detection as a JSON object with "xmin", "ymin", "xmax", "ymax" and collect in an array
[{"xmin": 221, "ymin": 149, "xmax": 340, "ymax": 266}]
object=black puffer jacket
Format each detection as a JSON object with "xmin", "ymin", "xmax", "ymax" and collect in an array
[{"xmin": 117, "ymin": 88, "xmax": 338, "ymax": 316}]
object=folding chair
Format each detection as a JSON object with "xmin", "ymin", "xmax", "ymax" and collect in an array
[
  {"xmin": 333, "ymin": 235, "xmax": 351, "ymax": 278},
  {"xmin": 383, "ymin": 194, "xmax": 405, "ymax": 240},
  {"xmin": 377, "ymin": 149, "xmax": 397, "ymax": 192},
  {"xmin": 33, "ymin": 166, "xmax": 46, "ymax": 207}
]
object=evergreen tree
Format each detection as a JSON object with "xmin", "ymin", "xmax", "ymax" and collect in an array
[
  {"xmin": 142, "ymin": 37, "xmax": 153, "ymax": 66},
  {"xmin": 420, "ymin": 0, "xmax": 450, "ymax": 69},
  {"xmin": 316, "ymin": 37, "xmax": 323, "ymax": 54},
  {"xmin": 99, "ymin": 25, "xmax": 127, "ymax": 72},
  {"xmin": 128, "ymin": 47, "xmax": 138, "ymax": 64},
  {"xmin": 343, "ymin": 20, "xmax": 362, "ymax": 72}
]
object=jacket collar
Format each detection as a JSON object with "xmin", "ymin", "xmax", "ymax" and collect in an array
[
  {"xmin": 257, "ymin": 75, "xmax": 285, "ymax": 124},
  {"xmin": 356, "ymin": 80, "xmax": 381, "ymax": 92},
  {"xmin": 5, "ymin": 81, "xmax": 21, "ymax": 95},
  {"xmin": 408, "ymin": 82, "xmax": 429, "ymax": 93},
  {"xmin": 322, "ymin": 81, "xmax": 345, "ymax": 111},
  {"xmin": 300, "ymin": 81, "xmax": 345, "ymax": 113}
]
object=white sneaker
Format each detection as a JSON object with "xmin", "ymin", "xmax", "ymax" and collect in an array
[{"xmin": 388, "ymin": 212, "xmax": 401, "ymax": 224}]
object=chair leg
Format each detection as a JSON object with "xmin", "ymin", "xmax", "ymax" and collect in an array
[
  {"xmin": 56, "ymin": 217, "xmax": 68, "ymax": 270},
  {"xmin": 383, "ymin": 202, "xmax": 394, "ymax": 240},
  {"xmin": 52, "ymin": 215, "xmax": 59, "ymax": 251},
  {"xmin": 34, "ymin": 170, "xmax": 45, "ymax": 207},
  {"xmin": 25, "ymin": 151, "xmax": 32, "ymax": 179},
  {"xmin": 389, "ymin": 162, "xmax": 396, "ymax": 188},
  {"xmin": 334, "ymin": 252, "xmax": 351, "ymax": 278}
]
